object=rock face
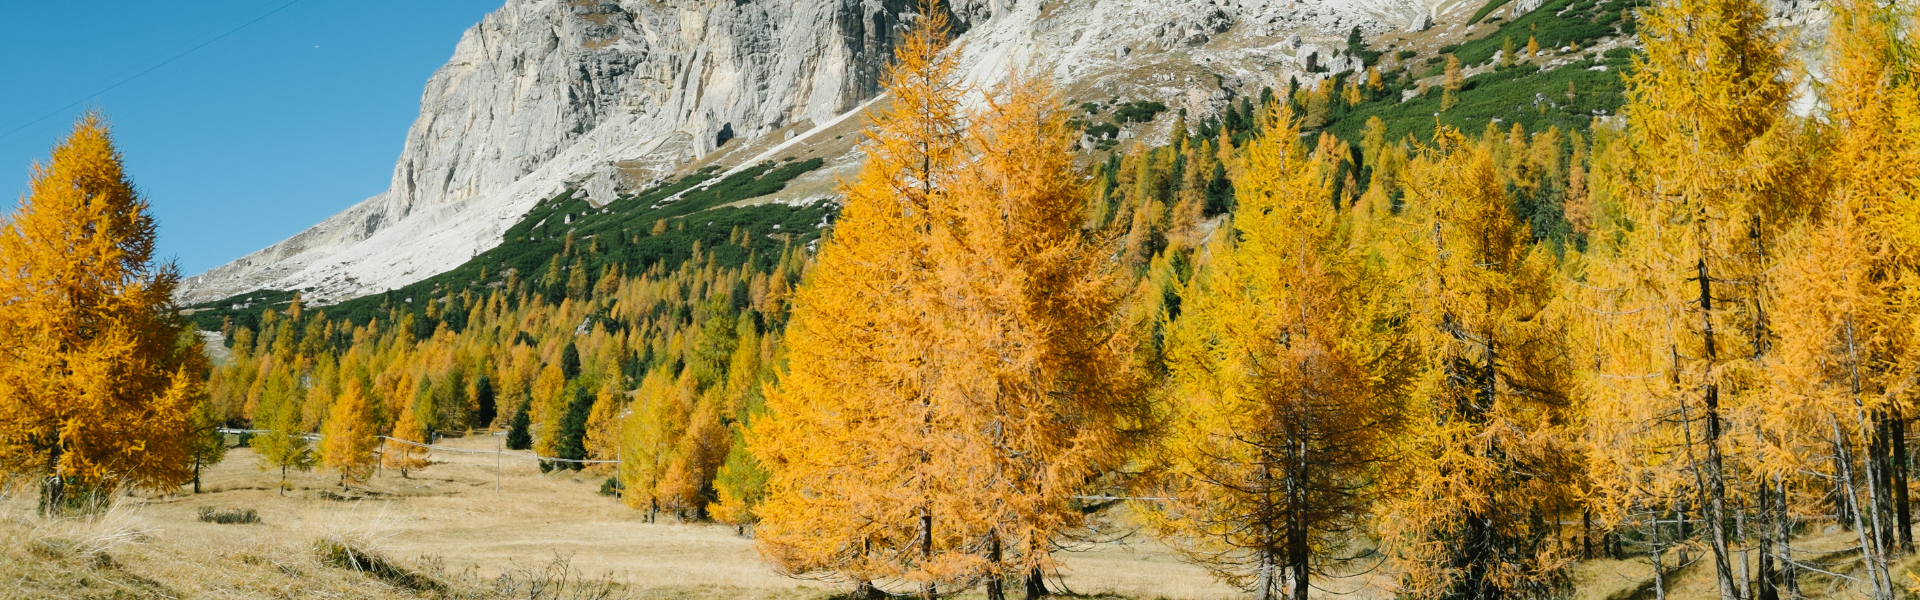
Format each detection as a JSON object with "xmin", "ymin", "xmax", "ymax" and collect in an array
[{"xmin": 179, "ymin": 0, "xmax": 1442, "ymax": 305}]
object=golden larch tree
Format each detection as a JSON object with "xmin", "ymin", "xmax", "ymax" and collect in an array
[
  {"xmin": 929, "ymin": 70, "xmax": 1150, "ymax": 600},
  {"xmin": 322, "ymin": 381, "xmax": 380, "ymax": 489},
  {"xmin": 1575, "ymin": 0, "xmax": 1799, "ymax": 592},
  {"xmin": 751, "ymin": 7, "xmax": 971, "ymax": 598},
  {"xmin": 0, "ymin": 113, "xmax": 204, "ymax": 511},
  {"xmin": 1147, "ymin": 107, "xmax": 1415, "ymax": 600},
  {"xmin": 1759, "ymin": 0, "xmax": 1920, "ymax": 595},
  {"xmin": 382, "ymin": 399, "xmax": 431, "ymax": 478},
  {"xmin": 1378, "ymin": 129, "xmax": 1581, "ymax": 600}
]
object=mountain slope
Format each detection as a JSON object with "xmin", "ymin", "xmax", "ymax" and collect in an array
[{"xmin": 177, "ymin": 0, "xmax": 1453, "ymax": 306}]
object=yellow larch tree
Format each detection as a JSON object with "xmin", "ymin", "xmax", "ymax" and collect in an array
[
  {"xmin": 1760, "ymin": 0, "xmax": 1920, "ymax": 596},
  {"xmin": 530, "ymin": 362, "xmax": 568, "ymax": 459},
  {"xmin": 321, "ymin": 381, "xmax": 380, "ymax": 489},
  {"xmin": 930, "ymin": 70, "xmax": 1150, "ymax": 600},
  {"xmin": 1378, "ymin": 129, "xmax": 1580, "ymax": 600},
  {"xmin": 0, "ymin": 113, "xmax": 204, "ymax": 511},
  {"xmin": 751, "ymin": 7, "xmax": 970, "ymax": 598},
  {"xmin": 382, "ymin": 399, "xmax": 431, "ymax": 478},
  {"xmin": 1575, "ymin": 0, "xmax": 1798, "ymax": 592},
  {"xmin": 1147, "ymin": 106, "xmax": 1415, "ymax": 600},
  {"xmin": 620, "ymin": 368, "xmax": 689, "ymax": 522}
]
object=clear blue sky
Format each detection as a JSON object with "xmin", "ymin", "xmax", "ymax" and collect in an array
[{"xmin": 0, "ymin": 0, "xmax": 503, "ymax": 276}]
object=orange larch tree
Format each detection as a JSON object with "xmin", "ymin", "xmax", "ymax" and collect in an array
[
  {"xmin": 0, "ymin": 112, "xmax": 204, "ymax": 511},
  {"xmin": 751, "ymin": 7, "xmax": 970, "ymax": 599}
]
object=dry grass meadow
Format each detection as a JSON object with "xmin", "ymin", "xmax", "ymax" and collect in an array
[
  {"xmin": 3, "ymin": 433, "xmax": 1907, "ymax": 599},
  {"xmin": 0, "ymin": 434, "xmax": 1240, "ymax": 600}
]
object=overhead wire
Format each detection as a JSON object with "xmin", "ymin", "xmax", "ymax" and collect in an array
[{"xmin": 0, "ymin": 0, "xmax": 307, "ymax": 146}]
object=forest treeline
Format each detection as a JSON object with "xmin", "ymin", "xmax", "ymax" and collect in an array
[{"xmin": 5, "ymin": 0, "xmax": 1920, "ymax": 597}]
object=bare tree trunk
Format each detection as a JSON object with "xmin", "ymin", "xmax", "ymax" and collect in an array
[
  {"xmin": 1024, "ymin": 538, "xmax": 1050, "ymax": 600},
  {"xmin": 1891, "ymin": 409, "xmax": 1911, "ymax": 553},
  {"xmin": 986, "ymin": 531, "xmax": 1005, "ymax": 600},
  {"xmin": 43, "ymin": 443, "xmax": 65, "ymax": 516},
  {"xmin": 1024, "ymin": 566, "xmax": 1049, "ymax": 600},
  {"xmin": 1693, "ymin": 258, "xmax": 1739, "ymax": 600},
  {"xmin": 1845, "ymin": 316, "xmax": 1894, "ymax": 599},
  {"xmin": 921, "ymin": 509, "xmax": 936, "ymax": 600},
  {"xmin": 1833, "ymin": 418, "xmax": 1891, "ymax": 600},
  {"xmin": 1585, "ymin": 509, "xmax": 1595, "ymax": 560},
  {"xmin": 1289, "ymin": 507, "xmax": 1309, "ymax": 600},
  {"xmin": 1755, "ymin": 481, "xmax": 1777, "ymax": 600},
  {"xmin": 1774, "ymin": 476, "xmax": 1799, "ymax": 599},
  {"xmin": 1652, "ymin": 527, "xmax": 1669, "ymax": 600}
]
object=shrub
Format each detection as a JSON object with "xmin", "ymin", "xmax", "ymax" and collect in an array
[
  {"xmin": 197, "ymin": 507, "xmax": 260, "ymax": 525},
  {"xmin": 1113, "ymin": 101, "xmax": 1168, "ymax": 124}
]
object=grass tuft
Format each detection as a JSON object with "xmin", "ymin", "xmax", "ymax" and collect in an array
[
  {"xmin": 314, "ymin": 536, "xmax": 448, "ymax": 594},
  {"xmin": 197, "ymin": 506, "xmax": 260, "ymax": 524}
]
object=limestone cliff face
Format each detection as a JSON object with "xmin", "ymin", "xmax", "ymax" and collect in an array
[
  {"xmin": 180, "ymin": 0, "xmax": 932, "ymax": 303},
  {"xmin": 178, "ymin": 0, "xmax": 1498, "ymax": 305}
]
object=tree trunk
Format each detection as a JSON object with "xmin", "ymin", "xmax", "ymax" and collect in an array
[
  {"xmin": 1891, "ymin": 410, "xmax": 1911, "ymax": 552},
  {"xmin": 1288, "ymin": 508, "xmax": 1309, "ymax": 600},
  {"xmin": 193, "ymin": 460, "xmax": 203, "ymax": 494},
  {"xmin": 43, "ymin": 444, "xmax": 65, "ymax": 516},
  {"xmin": 1774, "ymin": 476, "xmax": 1798, "ymax": 598},
  {"xmin": 921, "ymin": 510, "xmax": 936, "ymax": 600},
  {"xmin": 1254, "ymin": 547, "xmax": 1274, "ymax": 600},
  {"xmin": 1024, "ymin": 566, "xmax": 1049, "ymax": 600},
  {"xmin": 1584, "ymin": 509, "xmax": 1594, "ymax": 560},
  {"xmin": 1694, "ymin": 259, "xmax": 1738, "ymax": 600},
  {"xmin": 1834, "ymin": 419, "xmax": 1890, "ymax": 600},
  {"xmin": 1651, "ymin": 532, "xmax": 1668, "ymax": 600},
  {"xmin": 1755, "ymin": 481, "xmax": 1777, "ymax": 600},
  {"xmin": 987, "ymin": 532, "xmax": 1005, "ymax": 600}
]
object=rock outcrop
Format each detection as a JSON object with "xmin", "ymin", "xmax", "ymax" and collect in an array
[{"xmin": 179, "ymin": 0, "xmax": 1453, "ymax": 305}]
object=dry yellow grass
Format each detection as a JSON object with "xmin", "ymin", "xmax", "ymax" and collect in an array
[
  {"xmin": 0, "ymin": 434, "xmax": 1237, "ymax": 599},
  {"xmin": 9, "ymin": 434, "xmax": 1899, "ymax": 600}
]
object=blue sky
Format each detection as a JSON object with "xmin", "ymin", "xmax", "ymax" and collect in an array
[{"xmin": 0, "ymin": 0, "xmax": 503, "ymax": 275}]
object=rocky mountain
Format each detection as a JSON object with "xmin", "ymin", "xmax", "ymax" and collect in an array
[
  {"xmin": 184, "ymin": 0, "xmax": 1823, "ymax": 306},
  {"xmin": 176, "ymin": 0, "xmax": 1466, "ymax": 305}
]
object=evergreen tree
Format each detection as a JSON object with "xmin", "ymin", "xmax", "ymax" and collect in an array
[
  {"xmin": 555, "ymin": 387, "xmax": 594, "ymax": 471},
  {"xmin": 560, "ymin": 341, "xmax": 582, "ymax": 380},
  {"xmin": 506, "ymin": 401, "xmax": 533, "ymax": 451}
]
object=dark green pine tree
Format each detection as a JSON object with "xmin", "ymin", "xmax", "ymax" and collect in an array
[
  {"xmin": 560, "ymin": 340, "xmax": 582, "ymax": 380},
  {"xmin": 1204, "ymin": 161, "xmax": 1234, "ymax": 216},
  {"xmin": 506, "ymin": 401, "xmax": 533, "ymax": 451},
  {"xmin": 555, "ymin": 387, "xmax": 594, "ymax": 471}
]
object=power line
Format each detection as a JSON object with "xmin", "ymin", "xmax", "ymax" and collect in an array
[{"xmin": 0, "ymin": 0, "xmax": 306, "ymax": 145}]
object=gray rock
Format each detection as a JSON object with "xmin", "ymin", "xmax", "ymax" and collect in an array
[{"xmin": 1407, "ymin": 12, "xmax": 1433, "ymax": 32}]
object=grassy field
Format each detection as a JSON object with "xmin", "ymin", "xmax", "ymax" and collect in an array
[
  {"xmin": 0, "ymin": 435, "xmax": 1238, "ymax": 600},
  {"xmin": 5, "ymin": 434, "xmax": 1905, "ymax": 599}
]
